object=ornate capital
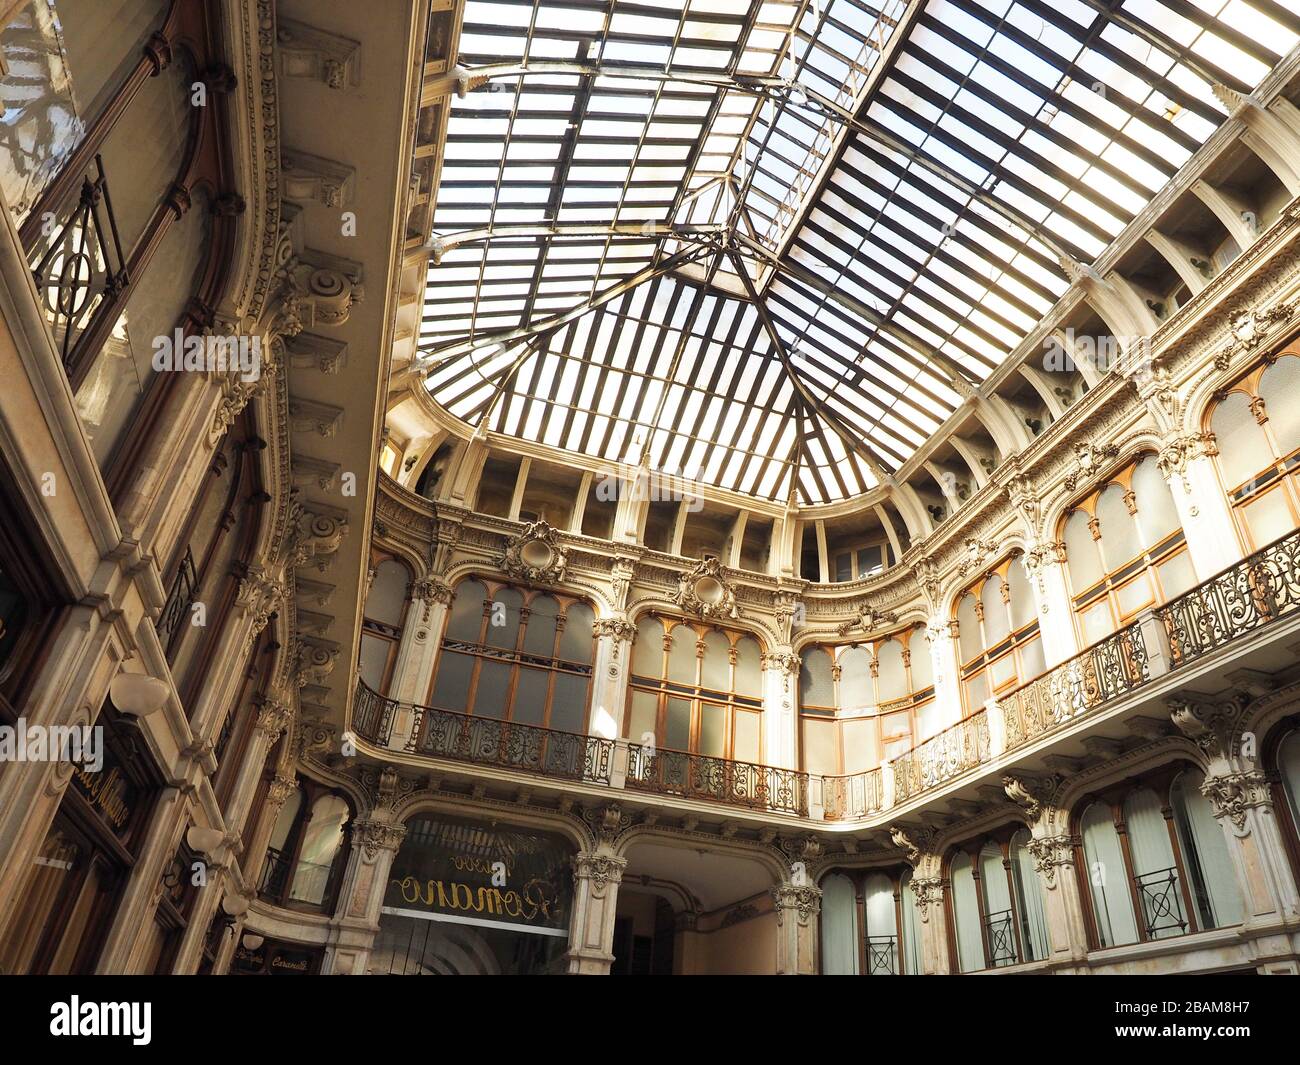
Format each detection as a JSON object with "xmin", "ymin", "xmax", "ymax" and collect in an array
[
  {"xmin": 1063, "ymin": 441, "xmax": 1119, "ymax": 492},
  {"xmin": 1217, "ymin": 304, "xmax": 1294, "ymax": 372},
  {"xmin": 1002, "ymin": 774, "xmax": 1058, "ymax": 825},
  {"xmin": 771, "ymin": 884, "xmax": 822, "ymax": 926},
  {"xmin": 572, "ymin": 853, "xmax": 627, "ymax": 899},
  {"xmin": 1167, "ymin": 693, "xmax": 1248, "ymax": 760},
  {"xmin": 592, "ymin": 616, "xmax": 636, "ymax": 642},
  {"xmin": 1024, "ymin": 835, "xmax": 1076, "ymax": 889},
  {"xmin": 266, "ymin": 774, "xmax": 298, "ymax": 808},
  {"xmin": 762, "ymin": 650, "xmax": 801, "ymax": 677},
  {"xmin": 673, "ymin": 556, "xmax": 738, "ymax": 619},
  {"xmin": 1156, "ymin": 431, "xmax": 1218, "ymax": 480},
  {"xmin": 254, "ymin": 698, "xmax": 293, "ymax": 744},
  {"xmin": 956, "ymin": 537, "xmax": 999, "ymax": 578},
  {"xmin": 352, "ymin": 819, "xmax": 407, "ymax": 863},
  {"xmin": 236, "ymin": 567, "xmax": 286, "ymax": 642},
  {"xmin": 581, "ymin": 803, "xmax": 632, "ymax": 848},
  {"xmin": 499, "ymin": 519, "xmax": 568, "ymax": 584},
  {"xmin": 1200, "ymin": 770, "xmax": 1272, "ymax": 833},
  {"xmin": 908, "ymin": 876, "xmax": 945, "ymax": 923}
]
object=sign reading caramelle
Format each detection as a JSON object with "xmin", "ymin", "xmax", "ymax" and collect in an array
[{"xmin": 383, "ymin": 816, "xmax": 573, "ymax": 932}]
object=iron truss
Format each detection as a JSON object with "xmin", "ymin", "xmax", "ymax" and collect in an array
[{"xmin": 418, "ymin": 0, "xmax": 1300, "ymax": 504}]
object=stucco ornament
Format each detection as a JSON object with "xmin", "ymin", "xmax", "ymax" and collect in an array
[
  {"xmin": 498, "ymin": 519, "xmax": 568, "ymax": 584},
  {"xmin": 673, "ymin": 556, "xmax": 738, "ymax": 619}
]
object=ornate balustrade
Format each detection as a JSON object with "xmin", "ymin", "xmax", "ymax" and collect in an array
[
  {"xmin": 822, "ymin": 768, "xmax": 883, "ymax": 821},
  {"xmin": 892, "ymin": 711, "xmax": 991, "ymax": 803},
  {"xmin": 1000, "ymin": 621, "xmax": 1149, "ymax": 752},
  {"xmin": 625, "ymin": 743, "xmax": 809, "ymax": 817},
  {"xmin": 1156, "ymin": 526, "xmax": 1300, "ymax": 667},
  {"xmin": 352, "ymin": 681, "xmax": 614, "ymax": 785}
]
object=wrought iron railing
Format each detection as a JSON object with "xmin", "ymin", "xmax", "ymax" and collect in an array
[
  {"xmin": 625, "ymin": 743, "xmax": 809, "ymax": 816},
  {"xmin": 1135, "ymin": 867, "xmax": 1188, "ymax": 939},
  {"xmin": 1156, "ymin": 525, "xmax": 1300, "ymax": 667},
  {"xmin": 1000, "ymin": 621, "xmax": 1150, "ymax": 752},
  {"xmin": 352, "ymin": 681, "xmax": 614, "ymax": 786},
  {"xmin": 983, "ymin": 908, "xmax": 1019, "ymax": 967},
  {"xmin": 892, "ymin": 711, "xmax": 990, "ymax": 803},
  {"xmin": 28, "ymin": 154, "xmax": 128, "ymax": 370},
  {"xmin": 258, "ymin": 847, "xmax": 292, "ymax": 899},
  {"xmin": 156, "ymin": 546, "xmax": 198, "ymax": 656},
  {"xmin": 865, "ymin": 935, "xmax": 897, "ymax": 975},
  {"xmin": 823, "ymin": 767, "xmax": 883, "ymax": 821}
]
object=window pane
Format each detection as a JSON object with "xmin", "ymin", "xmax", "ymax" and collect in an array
[
  {"xmin": 473, "ymin": 659, "xmax": 512, "ymax": 718},
  {"xmin": 1242, "ymin": 487, "xmax": 1295, "ymax": 549},
  {"xmin": 485, "ymin": 588, "xmax": 523, "ymax": 649},
  {"xmin": 549, "ymin": 671, "xmax": 588, "ymax": 733},
  {"xmin": 1064, "ymin": 510, "xmax": 1103, "ymax": 592},
  {"xmin": 1097, "ymin": 485, "xmax": 1140, "ymax": 572},
  {"xmin": 512, "ymin": 666, "xmax": 548, "ymax": 724},
  {"xmin": 1132, "ymin": 456, "xmax": 1179, "ymax": 544},
  {"xmin": 700, "ymin": 630, "xmax": 730, "ymax": 691},
  {"xmin": 522, "ymin": 594, "xmax": 559, "ymax": 656},
  {"xmin": 799, "ymin": 648, "xmax": 834, "ymax": 706},
  {"xmin": 446, "ymin": 579, "xmax": 485, "ymax": 639},
  {"xmin": 632, "ymin": 617, "xmax": 664, "ymax": 676},
  {"xmin": 667, "ymin": 624, "xmax": 698, "ymax": 684},
  {"xmin": 876, "ymin": 639, "xmax": 906, "ymax": 701},
  {"xmin": 1212, "ymin": 391, "xmax": 1271, "ymax": 488},
  {"xmin": 366, "ymin": 561, "xmax": 409, "ymax": 626},
  {"xmin": 1007, "ymin": 558, "xmax": 1035, "ymax": 629},
  {"xmin": 1261, "ymin": 355, "xmax": 1300, "ymax": 456},
  {"xmin": 839, "ymin": 645, "xmax": 873, "ymax": 708},
  {"xmin": 734, "ymin": 637, "xmax": 762, "ymax": 697},
  {"xmin": 358, "ymin": 633, "xmax": 392, "ymax": 692},
  {"xmin": 733, "ymin": 709, "xmax": 760, "ymax": 763},
  {"xmin": 699, "ymin": 702, "xmax": 725, "ymax": 757},
  {"xmin": 957, "ymin": 593, "xmax": 982, "ymax": 661},
  {"xmin": 665, "ymin": 697, "xmax": 691, "ymax": 750},
  {"xmin": 628, "ymin": 690, "xmax": 658, "ymax": 743},
  {"xmin": 429, "ymin": 650, "xmax": 473, "ymax": 711},
  {"xmin": 559, "ymin": 602, "xmax": 594, "ymax": 663},
  {"xmin": 982, "ymin": 574, "xmax": 1009, "ymax": 644}
]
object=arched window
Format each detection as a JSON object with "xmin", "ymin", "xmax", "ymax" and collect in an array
[
  {"xmin": 1208, "ymin": 350, "xmax": 1300, "ymax": 550},
  {"xmin": 424, "ymin": 578, "xmax": 594, "ymax": 732},
  {"xmin": 799, "ymin": 624, "xmax": 934, "ymax": 776},
  {"xmin": 953, "ymin": 556, "xmax": 1044, "ymax": 714},
  {"xmin": 1271, "ymin": 726, "xmax": 1300, "ymax": 881},
  {"xmin": 946, "ymin": 829, "xmax": 1050, "ymax": 971},
  {"xmin": 1060, "ymin": 453, "xmax": 1195, "ymax": 645},
  {"xmin": 359, "ymin": 558, "xmax": 412, "ymax": 695},
  {"xmin": 1076, "ymin": 768, "xmax": 1244, "ymax": 949},
  {"xmin": 626, "ymin": 616, "xmax": 763, "ymax": 762},
  {"xmin": 818, "ymin": 867, "xmax": 918, "ymax": 975},
  {"xmin": 258, "ymin": 780, "xmax": 352, "ymax": 914}
]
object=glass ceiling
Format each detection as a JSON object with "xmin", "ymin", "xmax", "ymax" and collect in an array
[{"xmin": 420, "ymin": 0, "xmax": 1300, "ymax": 505}]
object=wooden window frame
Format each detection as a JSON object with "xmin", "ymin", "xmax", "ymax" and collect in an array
[
  {"xmin": 954, "ymin": 554, "xmax": 1043, "ymax": 715},
  {"xmin": 818, "ymin": 865, "xmax": 912, "ymax": 975},
  {"xmin": 429, "ymin": 577, "xmax": 595, "ymax": 733},
  {"xmin": 627, "ymin": 614, "xmax": 764, "ymax": 763},
  {"xmin": 943, "ymin": 826, "xmax": 1035, "ymax": 973},
  {"xmin": 257, "ymin": 778, "xmax": 352, "ymax": 915}
]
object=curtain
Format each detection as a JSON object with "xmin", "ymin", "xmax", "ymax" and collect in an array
[
  {"xmin": 950, "ymin": 853, "xmax": 985, "ymax": 972},
  {"xmin": 1124, "ymin": 788, "xmax": 1181, "ymax": 939},
  {"xmin": 863, "ymin": 872, "xmax": 897, "ymax": 973},
  {"xmin": 1081, "ymin": 802, "xmax": 1138, "ymax": 947},
  {"xmin": 1280, "ymin": 732, "xmax": 1300, "ymax": 829},
  {"xmin": 1172, "ymin": 770, "xmax": 1243, "ymax": 929},
  {"xmin": 1011, "ymin": 830, "xmax": 1051, "ymax": 961},
  {"xmin": 819, "ymin": 874, "xmax": 858, "ymax": 975}
]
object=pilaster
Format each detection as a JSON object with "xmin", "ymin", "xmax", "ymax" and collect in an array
[
  {"xmin": 566, "ymin": 852, "xmax": 627, "ymax": 975},
  {"xmin": 772, "ymin": 882, "xmax": 821, "ymax": 975}
]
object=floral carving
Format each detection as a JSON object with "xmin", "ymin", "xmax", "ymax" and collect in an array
[
  {"xmin": 672, "ymin": 556, "xmax": 738, "ymax": 619},
  {"xmin": 498, "ymin": 519, "xmax": 568, "ymax": 584}
]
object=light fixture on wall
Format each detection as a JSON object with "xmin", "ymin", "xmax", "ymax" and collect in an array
[
  {"xmin": 221, "ymin": 893, "xmax": 250, "ymax": 919},
  {"xmin": 241, "ymin": 933, "xmax": 264, "ymax": 951},
  {"xmin": 108, "ymin": 672, "xmax": 169, "ymax": 717},
  {"xmin": 186, "ymin": 825, "xmax": 225, "ymax": 855}
]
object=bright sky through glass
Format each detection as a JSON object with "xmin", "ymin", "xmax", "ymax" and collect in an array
[{"xmin": 423, "ymin": 0, "xmax": 1299, "ymax": 504}]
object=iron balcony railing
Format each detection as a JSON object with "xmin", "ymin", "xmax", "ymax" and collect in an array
[
  {"xmin": 983, "ymin": 908, "xmax": 1019, "ymax": 967},
  {"xmin": 892, "ymin": 711, "xmax": 991, "ymax": 803},
  {"xmin": 1156, "ymin": 526, "xmax": 1300, "ymax": 666},
  {"xmin": 1135, "ymin": 867, "xmax": 1189, "ymax": 940},
  {"xmin": 999, "ymin": 620, "xmax": 1150, "ymax": 753},
  {"xmin": 349, "ymin": 525, "xmax": 1300, "ymax": 820},
  {"xmin": 865, "ymin": 935, "xmax": 898, "ymax": 975},
  {"xmin": 156, "ymin": 546, "xmax": 198, "ymax": 657},
  {"xmin": 624, "ymin": 743, "xmax": 809, "ymax": 817},
  {"xmin": 353, "ymin": 681, "xmax": 614, "ymax": 786}
]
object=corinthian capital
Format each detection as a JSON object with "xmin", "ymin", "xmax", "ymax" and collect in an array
[{"xmin": 254, "ymin": 698, "xmax": 294, "ymax": 744}]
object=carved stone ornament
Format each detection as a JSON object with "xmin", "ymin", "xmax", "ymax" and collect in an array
[
  {"xmin": 1002, "ymin": 774, "xmax": 1056, "ymax": 824},
  {"xmin": 771, "ymin": 884, "xmax": 821, "ymax": 926},
  {"xmin": 889, "ymin": 825, "xmax": 935, "ymax": 866},
  {"xmin": 908, "ymin": 876, "xmax": 944, "ymax": 923},
  {"xmin": 1024, "ymin": 835, "xmax": 1075, "ymax": 889},
  {"xmin": 763, "ymin": 651, "xmax": 801, "ymax": 677},
  {"xmin": 293, "ymin": 640, "xmax": 338, "ymax": 689},
  {"xmin": 572, "ymin": 853, "xmax": 627, "ymax": 899},
  {"xmin": 266, "ymin": 774, "xmax": 298, "ymax": 808},
  {"xmin": 592, "ymin": 617, "xmax": 637, "ymax": 642},
  {"xmin": 285, "ymin": 495, "xmax": 348, "ymax": 571},
  {"xmin": 1167, "ymin": 693, "xmax": 1248, "ymax": 759},
  {"xmin": 1063, "ymin": 441, "xmax": 1119, "ymax": 492},
  {"xmin": 254, "ymin": 698, "xmax": 293, "ymax": 744},
  {"xmin": 498, "ymin": 519, "xmax": 568, "ymax": 584},
  {"xmin": 673, "ymin": 555, "xmax": 738, "ymax": 619},
  {"xmin": 582, "ymin": 803, "xmax": 632, "ymax": 847},
  {"xmin": 836, "ymin": 602, "xmax": 898, "ymax": 637},
  {"xmin": 236, "ymin": 567, "xmax": 286, "ymax": 643},
  {"xmin": 1200, "ymin": 771, "xmax": 1271, "ymax": 833},
  {"xmin": 956, "ymin": 538, "xmax": 998, "ymax": 578},
  {"xmin": 1217, "ymin": 304, "xmax": 1293, "ymax": 371},
  {"xmin": 1156, "ymin": 431, "xmax": 1218, "ymax": 480},
  {"xmin": 353, "ymin": 819, "xmax": 407, "ymax": 863}
]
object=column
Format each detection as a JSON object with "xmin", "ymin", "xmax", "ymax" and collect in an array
[
  {"xmin": 322, "ymin": 817, "xmax": 408, "ymax": 975},
  {"xmin": 242, "ymin": 773, "xmax": 298, "ymax": 890},
  {"xmin": 761, "ymin": 651, "xmax": 800, "ymax": 770},
  {"xmin": 1022, "ymin": 543, "xmax": 1078, "ymax": 667},
  {"xmin": 924, "ymin": 618, "xmax": 962, "ymax": 733},
  {"xmin": 908, "ymin": 868, "xmax": 951, "ymax": 974},
  {"xmin": 1159, "ymin": 433, "xmax": 1242, "ymax": 580},
  {"xmin": 1025, "ymin": 828, "xmax": 1090, "ymax": 965},
  {"xmin": 387, "ymin": 578, "xmax": 451, "ymax": 747},
  {"xmin": 590, "ymin": 617, "xmax": 635, "ymax": 739},
  {"xmin": 222, "ymin": 696, "xmax": 293, "ymax": 838},
  {"xmin": 772, "ymin": 883, "xmax": 821, "ymax": 974},
  {"xmin": 566, "ymin": 853, "xmax": 627, "ymax": 974}
]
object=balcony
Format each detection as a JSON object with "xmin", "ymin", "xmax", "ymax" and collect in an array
[{"xmin": 350, "ymin": 525, "xmax": 1300, "ymax": 824}]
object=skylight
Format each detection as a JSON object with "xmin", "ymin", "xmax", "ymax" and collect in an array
[{"xmin": 420, "ymin": 0, "xmax": 1300, "ymax": 505}]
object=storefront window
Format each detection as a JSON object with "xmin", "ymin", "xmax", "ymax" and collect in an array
[{"xmin": 374, "ymin": 816, "xmax": 573, "ymax": 975}]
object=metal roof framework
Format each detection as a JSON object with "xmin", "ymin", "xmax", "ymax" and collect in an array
[{"xmin": 420, "ymin": 0, "xmax": 1300, "ymax": 504}]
